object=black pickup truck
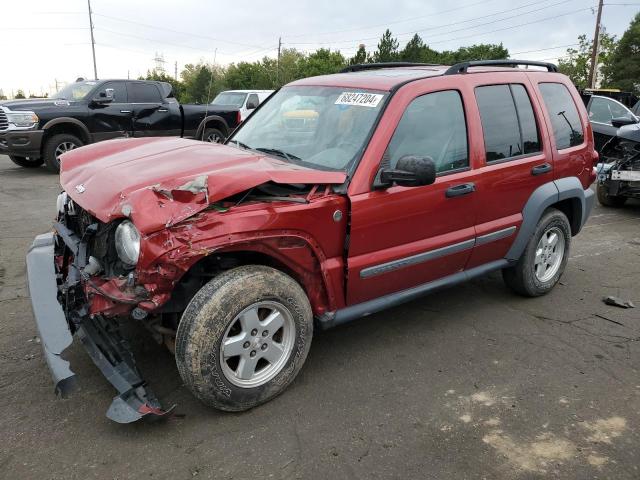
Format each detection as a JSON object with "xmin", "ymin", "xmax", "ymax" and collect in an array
[{"xmin": 0, "ymin": 79, "xmax": 241, "ymax": 172}]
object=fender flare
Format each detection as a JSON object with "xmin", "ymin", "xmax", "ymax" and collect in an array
[
  {"xmin": 42, "ymin": 117, "xmax": 91, "ymax": 144},
  {"xmin": 195, "ymin": 115, "xmax": 229, "ymax": 140},
  {"xmin": 505, "ymin": 177, "xmax": 594, "ymax": 261}
]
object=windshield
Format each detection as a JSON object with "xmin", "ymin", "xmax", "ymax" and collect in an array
[
  {"xmin": 229, "ymin": 86, "xmax": 388, "ymax": 171},
  {"xmin": 212, "ymin": 92, "xmax": 247, "ymax": 108},
  {"xmin": 52, "ymin": 81, "xmax": 97, "ymax": 101}
]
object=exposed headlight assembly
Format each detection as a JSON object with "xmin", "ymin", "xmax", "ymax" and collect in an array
[
  {"xmin": 6, "ymin": 111, "xmax": 39, "ymax": 128},
  {"xmin": 115, "ymin": 221, "xmax": 141, "ymax": 266}
]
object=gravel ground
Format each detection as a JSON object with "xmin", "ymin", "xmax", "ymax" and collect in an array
[{"xmin": 0, "ymin": 154, "xmax": 639, "ymax": 480}]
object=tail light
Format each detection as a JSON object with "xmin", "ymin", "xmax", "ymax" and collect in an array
[{"xmin": 236, "ymin": 110, "xmax": 242, "ymax": 125}]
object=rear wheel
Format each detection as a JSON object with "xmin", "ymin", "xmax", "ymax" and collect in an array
[
  {"xmin": 175, "ymin": 265, "xmax": 313, "ymax": 411},
  {"xmin": 43, "ymin": 133, "xmax": 83, "ymax": 173},
  {"xmin": 8, "ymin": 155, "xmax": 44, "ymax": 168},
  {"xmin": 597, "ymin": 183, "xmax": 627, "ymax": 207},
  {"xmin": 502, "ymin": 208, "xmax": 571, "ymax": 297},
  {"xmin": 203, "ymin": 127, "xmax": 225, "ymax": 143}
]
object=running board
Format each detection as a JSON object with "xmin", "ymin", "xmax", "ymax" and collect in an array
[{"xmin": 317, "ymin": 260, "xmax": 510, "ymax": 329}]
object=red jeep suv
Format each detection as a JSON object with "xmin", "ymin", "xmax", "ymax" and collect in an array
[{"xmin": 27, "ymin": 60, "xmax": 597, "ymax": 423}]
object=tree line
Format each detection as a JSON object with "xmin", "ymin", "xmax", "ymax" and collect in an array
[{"xmin": 144, "ymin": 29, "xmax": 508, "ymax": 103}]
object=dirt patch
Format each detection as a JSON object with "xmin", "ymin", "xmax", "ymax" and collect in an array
[{"xmin": 581, "ymin": 417, "xmax": 627, "ymax": 444}]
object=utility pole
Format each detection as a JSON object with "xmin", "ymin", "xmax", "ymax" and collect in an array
[
  {"xmin": 87, "ymin": 0, "xmax": 98, "ymax": 79},
  {"xmin": 277, "ymin": 37, "xmax": 282, "ymax": 86},
  {"xmin": 588, "ymin": 0, "xmax": 604, "ymax": 89},
  {"xmin": 175, "ymin": 61, "xmax": 178, "ymax": 80}
]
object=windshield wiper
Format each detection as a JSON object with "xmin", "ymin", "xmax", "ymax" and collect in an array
[
  {"xmin": 229, "ymin": 139, "xmax": 252, "ymax": 150},
  {"xmin": 254, "ymin": 147, "xmax": 301, "ymax": 162}
]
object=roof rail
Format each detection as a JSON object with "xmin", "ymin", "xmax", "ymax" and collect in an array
[
  {"xmin": 340, "ymin": 62, "xmax": 439, "ymax": 73},
  {"xmin": 443, "ymin": 59, "xmax": 558, "ymax": 75}
]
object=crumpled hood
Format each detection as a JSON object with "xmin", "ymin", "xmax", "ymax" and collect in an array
[{"xmin": 60, "ymin": 137, "xmax": 346, "ymax": 234}]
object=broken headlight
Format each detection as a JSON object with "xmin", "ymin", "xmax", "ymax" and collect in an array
[{"xmin": 115, "ymin": 221, "xmax": 140, "ymax": 266}]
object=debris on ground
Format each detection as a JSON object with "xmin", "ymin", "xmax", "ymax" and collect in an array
[{"xmin": 602, "ymin": 296, "xmax": 635, "ymax": 309}]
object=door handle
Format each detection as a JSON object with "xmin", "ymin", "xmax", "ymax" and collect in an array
[
  {"xmin": 120, "ymin": 110, "xmax": 132, "ymax": 114},
  {"xmin": 158, "ymin": 108, "xmax": 168, "ymax": 112},
  {"xmin": 531, "ymin": 163, "xmax": 552, "ymax": 176},
  {"xmin": 445, "ymin": 182, "xmax": 476, "ymax": 198}
]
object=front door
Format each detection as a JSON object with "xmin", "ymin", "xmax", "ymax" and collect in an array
[
  {"xmin": 347, "ymin": 89, "xmax": 479, "ymax": 305},
  {"xmin": 89, "ymin": 81, "xmax": 133, "ymax": 141}
]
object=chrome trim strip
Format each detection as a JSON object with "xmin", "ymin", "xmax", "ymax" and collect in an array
[
  {"xmin": 360, "ymin": 238, "xmax": 476, "ymax": 279},
  {"xmin": 475, "ymin": 226, "xmax": 517, "ymax": 247}
]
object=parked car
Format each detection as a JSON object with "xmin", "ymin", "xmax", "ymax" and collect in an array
[
  {"xmin": 581, "ymin": 93, "xmax": 640, "ymax": 152},
  {"xmin": 595, "ymin": 116, "xmax": 640, "ymax": 207},
  {"xmin": 211, "ymin": 89, "xmax": 273, "ymax": 121},
  {"xmin": 27, "ymin": 60, "xmax": 597, "ymax": 423},
  {"xmin": 0, "ymin": 79, "xmax": 241, "ymax": 172}
]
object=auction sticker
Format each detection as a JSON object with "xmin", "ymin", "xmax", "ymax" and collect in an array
[{"xmin": 335, "ymin": 92, "xmax": 384, "ymax": 108}]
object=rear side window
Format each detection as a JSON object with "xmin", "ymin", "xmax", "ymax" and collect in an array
[
  {"xmin": 539, "ymin": 83, "xmax": 584, "ymax": 149},
  {"xmin": 386, "ymin": 90, "xmax": 468, "ymax": 174},
  {"xmin": 475, "ymin": 84, "xmax": 541, "ymax": 162},
  {"xmin": 128, "ymin": 83, "xmax": 162, "ymax": 103}
]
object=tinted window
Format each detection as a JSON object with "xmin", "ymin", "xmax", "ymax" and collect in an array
[
  {"xmin": 128, "ymin": 83, "xmax": 162, "ymax": 103},
  {"xmin": 386, "ymin": 90, "xmax": 468, "ymax": 174},
  {"xmin": 102, "ymin": 82, "xmax": 127, "ymax": 103},
  {"xmin": 247, "ymin": 93, "xmax": 259, "ymax": 108},
  {"xmin": 476, "ymin": 84, "xmax": 541, "ymax": 162},
  {"xmin": 539, "ymin": 83, "xmax": 584, "ymax": 149},
  {"xmin": 511, "ymin": 84, "xmax": 541, "ymax": 154}
]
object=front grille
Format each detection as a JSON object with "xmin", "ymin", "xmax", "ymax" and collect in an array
[{"xmin": 0, "ymin": 110, "xmax": 8, "ymax": 131}]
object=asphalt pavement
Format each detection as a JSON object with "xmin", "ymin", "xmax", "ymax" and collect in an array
[{"xmin": 0, "ymin": 155, "xmax": 639, "ymax": 479}]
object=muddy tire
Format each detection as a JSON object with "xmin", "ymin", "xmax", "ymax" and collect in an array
[
  {"xmin": 175, "ymin": 265, "xmax": 313, "ymax": 411},
  {"xmin": 43, "ymin": 133, "xmax": 83, "ymax": 173},
  {"xmin": 9, "ymin": 155, "xmax": 44, "ymax": 168},
  {"xmin": 597, "ymin": 183, "xmax": 627, "ymax": 207},
  {"xmin": 502, "ymin": 208, "xmax": 571, "ymax": 297}
]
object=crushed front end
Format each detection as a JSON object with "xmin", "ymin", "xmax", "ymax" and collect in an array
[
  {"xmin": 26, "ymin": 193, "xmax": 174, "ymax": 423},
  {"xmin": 597, "ymin": 133, "xmax": 640, "ymax": 200}
]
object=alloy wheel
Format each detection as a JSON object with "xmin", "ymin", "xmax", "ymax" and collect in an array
[{"xmin": 534, "ymin": 226, "xmax": 565, "ymax": 282}]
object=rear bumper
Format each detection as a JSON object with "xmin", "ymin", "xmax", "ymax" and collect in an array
[
  {"xmin": 26, "ymin": 232, "xmax": 174, "ymax": 423},
  {"xmin": 0, "ymin": 129, "xmax": 44, "ymax": 157}
]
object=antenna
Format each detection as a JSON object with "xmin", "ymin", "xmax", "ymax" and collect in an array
[
  {"xmin": 201, "ymin": 48, "xmax": 218, "ymax": 141},
  {"xmin": 87, "ymin": 0, "xmax": 98, "ymax": 79}
]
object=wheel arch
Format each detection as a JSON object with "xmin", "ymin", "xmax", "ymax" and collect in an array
[
  {"xmin": 505, "ymin": 177, "xmax": 594, "ymax": 261},
  {"xmin": 194, "ymin": 115, "xmax": 229, "ymax": 140},
  {"xmin": 41, "ymin": 118, "xmax": 91, "ymax": 148}
]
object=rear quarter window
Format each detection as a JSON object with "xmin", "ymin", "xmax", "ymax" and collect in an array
[{"xmin": 538, "ymin": 83, "xmax": 584, "ymax": 150}]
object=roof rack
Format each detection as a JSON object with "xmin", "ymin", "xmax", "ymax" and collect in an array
[
  {"xmin": 340, "ymin": 62, "xmax": 439, "ymax": 73},
  {"xmin": 444, "ymin": 59, "xmax": 558, "ymax": 75}
]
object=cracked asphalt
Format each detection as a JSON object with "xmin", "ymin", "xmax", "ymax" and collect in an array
[{"xmin": 0, "ymin": 155, "xmax": 639, "ymax": 479}]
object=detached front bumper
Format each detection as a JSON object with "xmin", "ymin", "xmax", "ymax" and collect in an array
[
  {"xmin": 0, "ymin": 129, "xmax": 44, "ymax": 157},
  {"xmin": 26, "ymin": 232, "xmax": 174, "ymax": 423}
]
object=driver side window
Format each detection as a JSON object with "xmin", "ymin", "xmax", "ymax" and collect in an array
[{"xmin": 385, "ymin": 90, "xmax": 468, "ymax": 174}]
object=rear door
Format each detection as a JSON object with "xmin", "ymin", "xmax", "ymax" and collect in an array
[
  {"xmin": 128, "ymin": 82, "xmax": 181, "ymax": 137},
  {"xmin": 346, "ymin": 85, "xmax": 480, "ymax": 304},
  {"xmin": 465, "ymin": 77, "xmax": 554, "ymax": 268},
  {"xmin": 89, "ymin": 81, "xmax": 133, "ymax": 141}
]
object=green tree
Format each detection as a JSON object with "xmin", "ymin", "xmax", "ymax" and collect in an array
[
  {"xmin": 399, "ymin": 34, "xmax": 440, "ymax": 63},
  {"xmin": 224, "ymin": 60, "xmax": 275, "ymax": 90},
  {"xmin": 140, "ymin": 70, "xmax": 185, "ymax": 102},
  {"xmin": 373, "ymin": 29, "xmax": 399, "ymax": 62},
  {"xmin": 606, "ymin": 12, "xmax": 640, "ymax": 94},
  {"xmin": 349, "ymin": 44, "xmax": 369, "ymax": 65},
  {"xmin": 180, "ymin": 63, "xmax": 222, "ymax": 104},
  {"xmin": 298, "ymin": 49, "xmax": 346, "ymax": 78},
  {"xmin": 559, "ymin": 34, "xmax": 618, "ymax": 90},
  {"xmin": 15, "ymin": 89, "xmax": 25, "ymax": 99},
  {"xmin": 440, "ymin": 43, "xmax": 509, "ymax": 64}
]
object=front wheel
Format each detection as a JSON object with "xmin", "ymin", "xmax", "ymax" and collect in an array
[
  {"xmin": 597, "ymin": 183, "xmax": 627, "ymax": 207},
  {"xmin": 502, "ymin": 208, "xmax": 571, "ymax": 297},
  {"xmin": 175, "ymin": 265, "xmax": 313, "ymax": 411},
  {"xmin": 9, "ymin": 155, "xmax": 44, "ymax": 168},
  {"xmin": 43, "ymin": 133, "xmax": 83, "ymax": 173}
]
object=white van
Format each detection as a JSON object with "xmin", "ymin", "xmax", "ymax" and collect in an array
[{"xmin": 211, "ymin": 90, "xmax": 274, "ymax": 121}]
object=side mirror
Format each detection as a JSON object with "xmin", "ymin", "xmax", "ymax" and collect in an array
[
  {"xmin": 246, "ymin": 99, "xmax": 259, "ymax": 110},
  {"xmin": 91, "ymin": 88, "xmax": 114, "ymax": 105},
  {"xmin": 375, "ymin": 155, "xmax": 437, "ymax": 188},
  {"xmin": 611, "ymin": 116, "xmax": 638, "ymax": 128}
]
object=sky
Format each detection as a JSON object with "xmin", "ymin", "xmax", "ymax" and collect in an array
[{"xmin": 1, "ymin": 0, "xmax": 639, "ymax": 96}]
